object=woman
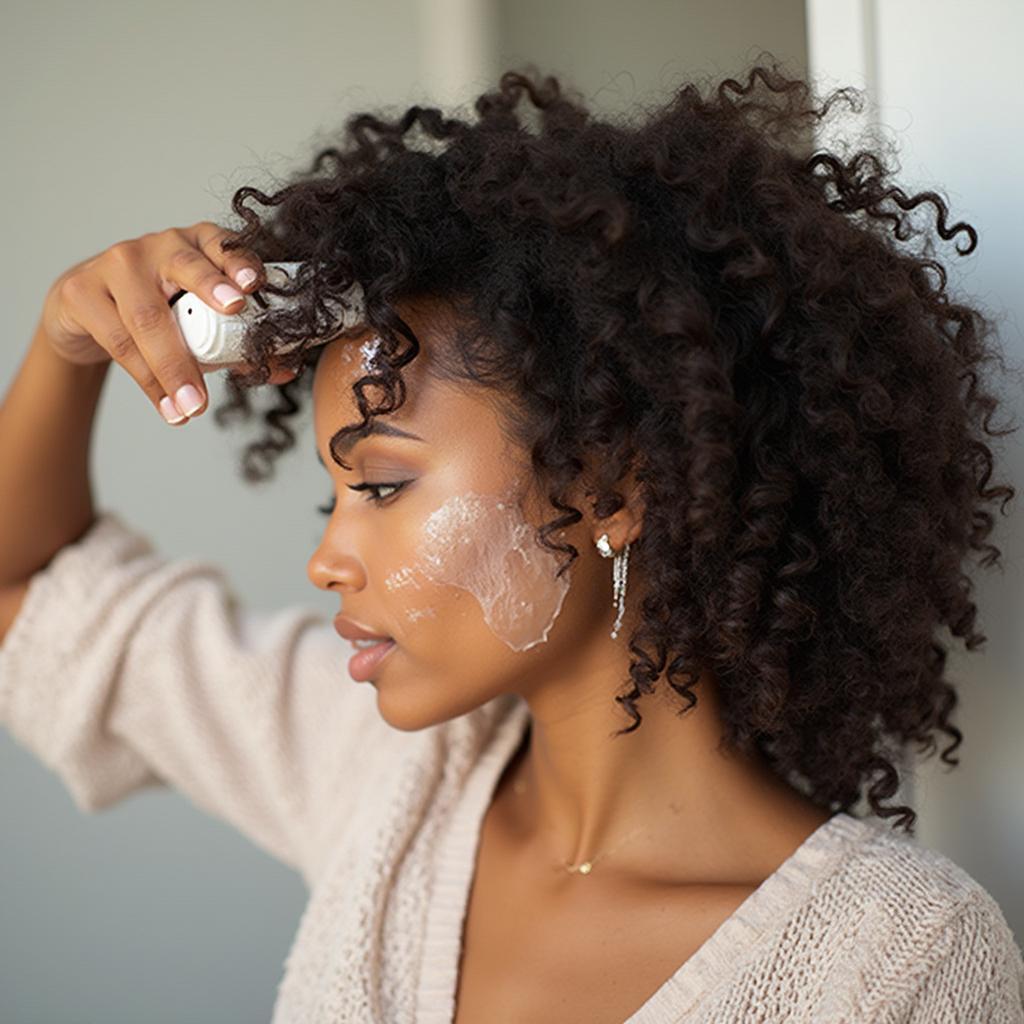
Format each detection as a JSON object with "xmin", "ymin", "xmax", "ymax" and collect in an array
[{"xmin": 1, "ymin": 59, "xmax": 1022, "ymax": 1022}]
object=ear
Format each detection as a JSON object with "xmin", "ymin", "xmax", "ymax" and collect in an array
[{"xmin": 588, "ymin": 464, "xmax": 645, "ymax": 552}]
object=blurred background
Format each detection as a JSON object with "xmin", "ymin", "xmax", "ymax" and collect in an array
[{"xmin": 1, "ymin": 0, "xmax": 1021, "ymax": 1020}]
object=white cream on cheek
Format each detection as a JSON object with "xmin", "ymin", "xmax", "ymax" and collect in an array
[
  {"xmin": 384, "ymin": 488, "xmax": 571, "ymax": 652},
  {"xmin": 332, "ymin": 336, "xmax": 571, "ymax": 651}
]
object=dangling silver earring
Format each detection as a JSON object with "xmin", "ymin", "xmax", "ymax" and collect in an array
[{"xmin": 595, "ymin": 533, "xmax": 630, "ymax": 639}]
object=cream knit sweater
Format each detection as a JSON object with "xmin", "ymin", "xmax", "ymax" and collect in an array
[{"xmin": 1, "ymin": 510, "xmax": 1022, "ymax": 1023}]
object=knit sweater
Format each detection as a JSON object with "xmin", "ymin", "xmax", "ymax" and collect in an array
[{"xmin": 1, "ymin": 511, "xmax": 1022, "ymax": 1023}]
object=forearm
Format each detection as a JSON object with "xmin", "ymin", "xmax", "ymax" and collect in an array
[{"xmin": 0, "ymin": 317, "xmax": 111, "ymax": 587}]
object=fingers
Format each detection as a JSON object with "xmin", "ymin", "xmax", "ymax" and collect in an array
[
  {"xmin": 100, "ymin": 240, "xmax": 213, "ymax": 424},
  {"xmin": 61, "ymin": 273, "xmax": 194, "ymax": 425},
  {"xmin": 156, "ymin": 223, "xmax": 252, "ymax": 316},
  {"xmin": 269, "ymin": 366, "xmax": 300, "ymax": 384},
  {"xmin": 112, "ymin": 223, "xmax": 264, "ymax": 425},
  {"xmin": 191, "ymin": 220, "xmax": 265, "ymax": 297},
  {"xmin": 54, "ymin": 222, "xmax": 272, "ymax": 427}
]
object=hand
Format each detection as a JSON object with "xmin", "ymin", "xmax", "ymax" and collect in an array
[{"xmin": 40, "ymin": 222, "xmax": 299, "ymax": 424}]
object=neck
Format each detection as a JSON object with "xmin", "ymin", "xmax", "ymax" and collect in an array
[{"xmin": 504, "ymin": 656, "xmax": 829, "ymax": 886}]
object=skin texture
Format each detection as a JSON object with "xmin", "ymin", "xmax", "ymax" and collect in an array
[{"xmin": 308, "ymin": 295, "xmax": 832, "ymax": 902}]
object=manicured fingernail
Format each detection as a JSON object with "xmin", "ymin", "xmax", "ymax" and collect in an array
[
  {"xmin": 234, "ymin": 267, "xmax": 257, "ymax": 289},
  {"xmin": 160, "ymin": 396, "xmax": 187, "ymax": 425},
  {"xmin": 214, "ymin": 283, "xmax": 245, "ymax": 310},
  {"xmin": 175, "ymin": 383, "xmax": 204, "ymax": 417}
]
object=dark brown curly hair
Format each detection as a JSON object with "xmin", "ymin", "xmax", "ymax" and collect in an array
[{"xmin": 214, "ymin": 55, "xmax": 1019, "ymax": 833}]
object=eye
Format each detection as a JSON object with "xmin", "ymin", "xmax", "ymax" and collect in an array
[{"xmin": 316, "ymin": 480, "xmax": 410, "ymax": 516}]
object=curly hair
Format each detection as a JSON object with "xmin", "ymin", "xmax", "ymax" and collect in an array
[{"xmin": 214, "ymin": 54, "xmax": 1019, "ymax": 833}]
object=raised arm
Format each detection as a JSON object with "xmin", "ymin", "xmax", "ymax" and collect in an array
[
  {"xmin": 0, "ymin": 223, "xmax": 260, "ymax": 623},
  {"xmin": 0, "ymin": 320, "xmax": 109, "ymax": 633},
  {"xmin": 0, "ymin": 226, "xmax": 389, "ymax": 886}
]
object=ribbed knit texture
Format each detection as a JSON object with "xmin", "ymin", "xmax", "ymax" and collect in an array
[{"xmin": 1, "ymin": 510, "xmax": 1022, "ymax": 1022}]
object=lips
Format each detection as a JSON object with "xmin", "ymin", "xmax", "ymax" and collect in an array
[
  {"xmin": 347, "ymin": 637, "xmax": 397, "ymax": 682},
  {"xmin": 333, "ymin": 614, "xmax": 393, "ymax": 643}
]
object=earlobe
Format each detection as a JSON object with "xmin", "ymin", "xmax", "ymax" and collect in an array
[{"xmin": 591, "ymin": 517, "xmax": 642, "ymax": 557}]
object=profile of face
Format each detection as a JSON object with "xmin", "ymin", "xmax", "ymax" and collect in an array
[{"xmin": 307, "ymin": 295, "xmax": 634, "ymax": 731}]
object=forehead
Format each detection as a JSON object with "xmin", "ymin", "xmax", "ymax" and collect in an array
[
  {"xmin": 312, "ymin": 296, "xmax": 444, "ymax": 417},
  {"xmin": 311, "ymin": 298, "xmax": 530, "ymax": 480}
]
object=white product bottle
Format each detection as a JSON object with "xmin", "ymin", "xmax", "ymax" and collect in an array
[{"xmin": 170, "ymin": 261, "xmax": 365, "ymax": 365}]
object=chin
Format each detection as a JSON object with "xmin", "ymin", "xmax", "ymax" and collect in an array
[{"xmin": 371, "ymin": 672, "xmax": 499, "ymax": 733}]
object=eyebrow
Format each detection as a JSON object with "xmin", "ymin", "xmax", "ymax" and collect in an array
[{"xmin": 317, "ymin": 421, "xmax": 426, "ymax": 465}]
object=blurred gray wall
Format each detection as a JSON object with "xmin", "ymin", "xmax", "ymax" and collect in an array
[
  {"xmin": 0, "ymin": 2, "xmax": 809, "ymax": 1020},
  {"xmin": 807, "ymin": 0, "xmax": 1024, "ymax": 944},
  {"xmin": 498, "ymin": 0, "xmax": 808, "ymax": 116}
]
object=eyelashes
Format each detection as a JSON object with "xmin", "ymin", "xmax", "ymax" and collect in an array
[{"xmin": 316, "ymin": 480, "xmax": 411, "ymax": 516}]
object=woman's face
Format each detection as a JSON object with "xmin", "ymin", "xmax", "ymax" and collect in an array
[{"xmin": 307, "ymin": 296, "xmax": 618, "ymax": 731}]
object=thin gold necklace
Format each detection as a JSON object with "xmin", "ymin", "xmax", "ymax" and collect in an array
[{"xmin": 511, "ymin": 774, "xmax": 676, "ymax": 875}]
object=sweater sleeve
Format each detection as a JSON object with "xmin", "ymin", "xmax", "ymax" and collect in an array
[
  {"xmin": 0, "ymin": 509, "xmax": 389, "ymax": 886},
  {"xmin": 903, "ymin": 891, "xmax": 1024, "ymax": 1023}
]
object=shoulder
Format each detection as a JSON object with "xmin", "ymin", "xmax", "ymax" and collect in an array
[
  {"xmin": 816, "ymin": 815, "xmax": 1024, "ymax": 1019},
  {"xmin": 822, "ymin": 815, "xmax": 1014, "ymax": 939},
  {"xmin": 836, "ymin": 817, "xmax": 1009, "ymax": 915}
]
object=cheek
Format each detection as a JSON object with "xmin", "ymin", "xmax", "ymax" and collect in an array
[{"xmin": 382, "ymin": 488, "xmax": 572, "ymax": 652}]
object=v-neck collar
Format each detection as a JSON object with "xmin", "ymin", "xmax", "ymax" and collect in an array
[{"xmin": 413, "ymin": 697, "xmax": 878, "ymax": 1024}]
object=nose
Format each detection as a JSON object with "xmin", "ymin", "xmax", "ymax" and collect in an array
[{"xmin": 306, "ymin": 533, "xmax": 367, "ymax": 594}]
